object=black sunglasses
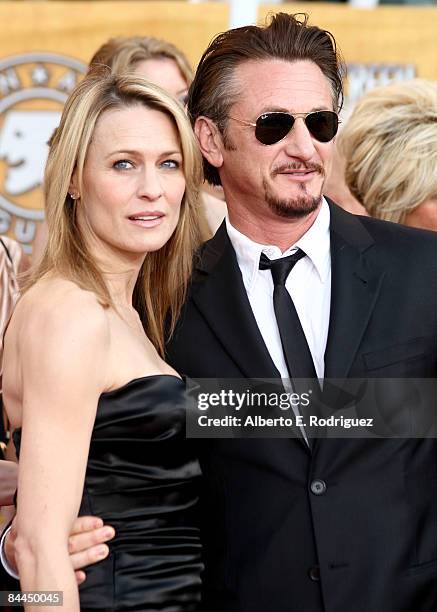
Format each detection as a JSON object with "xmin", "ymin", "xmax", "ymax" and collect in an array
[{"xmin": 229, "ymin": 110, "xmax": 339, "ymax": 145}]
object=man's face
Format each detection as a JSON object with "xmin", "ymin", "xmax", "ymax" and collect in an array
[{"xmin": 215, "ymin": 59, "xmax": 335, "ymax": 224}]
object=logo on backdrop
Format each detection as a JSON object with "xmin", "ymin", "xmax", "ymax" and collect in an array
[
  {"xmin": 344, "ymin": 62, "xmax": 417, "ymax": 117},
  {"xmin": 0, "ymin": 53, "xmax": 86, "ymax": 253}
]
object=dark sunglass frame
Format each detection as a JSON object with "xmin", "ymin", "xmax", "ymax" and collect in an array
[{"xmin": 229, "ymin": 110, "xmax": 339, "ymax": 145}]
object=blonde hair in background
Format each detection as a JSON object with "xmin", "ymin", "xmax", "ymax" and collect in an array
[
  {"xmin": 338, "ymin": 79, "xmax": 437, "ymax": 223},
  {"xmin": 25, "ymin": 72, "xmax": 203, "ymax": 356},
  {"xmin": 88, "ymin": 36, "xmax": 193, "ymax": 85}
]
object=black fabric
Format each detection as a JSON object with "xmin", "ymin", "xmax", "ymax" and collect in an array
[
  {"xmin": 13, "ymin": 375, "xmax": 202, "ymax": 611},
  {"xmin": 259, "ymin": 249, "xmax": 317, "ymax": 381},
  {"xmin": 166, "ymin": 201, "xmax": 437, "ymax": 612}
]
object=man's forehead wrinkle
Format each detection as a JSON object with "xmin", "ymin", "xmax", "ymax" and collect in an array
[{"xmin": 231, "ymin": 62, "xmax": 333, "ymax": 117}]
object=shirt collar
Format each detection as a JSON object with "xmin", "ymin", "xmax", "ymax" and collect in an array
[{"xmin": 226, "ymin": 197, "xmax": 331, "ymax": 293}]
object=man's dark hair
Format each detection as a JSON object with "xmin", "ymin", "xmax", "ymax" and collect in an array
[{"xmin": 188, "ymin": 12, "xmax": 345, "ymax": 186}]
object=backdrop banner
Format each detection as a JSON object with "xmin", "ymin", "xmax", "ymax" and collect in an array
[
  {"xmin": 0, "ymin": 1, "xmax": 228, "ymax": 254},
  {"xmin": 260, "ymin": 3, "xmax": 437, "ymax": 108}
]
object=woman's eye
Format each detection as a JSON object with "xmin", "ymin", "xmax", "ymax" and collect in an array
[
  {"xmin": 161, "ymin": 159, "xmax": 180, "ymax": 169},
  {"xmin": 113, "ymin": 160, "xmax": 134, "ymax": 170}
]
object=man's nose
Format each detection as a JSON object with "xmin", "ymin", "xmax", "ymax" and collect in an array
[
  {"xmin": 282, "ymin": 117, "xmax": 317, "ymax": 161},
  {"xmin": 137, "ymin": 167, "xmax": 163, "ymax": 201}
]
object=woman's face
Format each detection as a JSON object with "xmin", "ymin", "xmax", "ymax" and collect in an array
[
  {"xmin": 404, "ymin": 197, "xmax": 437, "ymax": 232},
  {"xmin": 75, "ymin": 104, "xmax": 186, "ymax": 263},
  {"xmin": 134, "ymin": 58, "xmax": 189, "ymax": 106}
]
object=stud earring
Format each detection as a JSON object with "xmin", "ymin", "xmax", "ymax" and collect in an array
[{"xmin": 69, "ymin": 192, "xmax": 80, "ymax": 200}]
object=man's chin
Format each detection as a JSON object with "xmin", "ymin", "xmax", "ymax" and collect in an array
[{"xmin": 266, "ymin": 192, "xmax": 323, "ymax": 220}]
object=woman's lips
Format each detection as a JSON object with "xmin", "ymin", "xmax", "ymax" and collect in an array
[{"xmin": 127, "ymin": 212, "xmax": 165, "ymax": 228}]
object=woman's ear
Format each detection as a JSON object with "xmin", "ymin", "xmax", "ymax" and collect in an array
[
  {"xmin": 68, "ymin": 169, "xmax": 80, "ymax": 200},
  {"xmin": 194, "ymin": 117, "xmax": 224, "ymax": 171}
]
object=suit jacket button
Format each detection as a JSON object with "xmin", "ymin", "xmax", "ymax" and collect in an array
[
  {"xmin": 308, "ymin": 566, "xmax": 321, "ymax": 581},
  {"xmin": 310, "ymin": 479, "xmax": 327, "ymax": 495}
]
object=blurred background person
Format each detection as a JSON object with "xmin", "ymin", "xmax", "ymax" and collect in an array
[
  {"xmin": 323, "ymin": 143, "xmax": 368, "ymax": 216},
  {"xmin": 88, "ymin": 35, "xmax": 192, "ymax": 106},
  {"xmin": 337, "ymin": 79, "xmax": 437, "ymax": 230},
  {"xmin": 0, "ymin": 237, "xmax": 28, "ymax": 598},
  {"xmin": 0, "ymin": 237, "xmax": 28, "ymax": 509}
]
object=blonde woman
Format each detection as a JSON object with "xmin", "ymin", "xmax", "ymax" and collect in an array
[
  {"xmin": 88, "ymin": 36, "xmax": 226, "ymax": 235},
  {"xmin": 338, "ymin": 79, "xmax": 437, "ymax": 230},
  {"xmin": 32, "ymin": 36, "xmax": 227, "ymax": 263},
  {"xmin": 3, "ymin": 73, "xmax": 203, "ymax": 611},
  {"xmin": 88, "ymin": 35, "xmax": 193, "ymax": 106}
]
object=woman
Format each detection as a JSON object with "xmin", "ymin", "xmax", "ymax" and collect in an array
[
  {"xmin": 33, "ymin": 36, "xmax": 226, "ymax": 261},
  {"xmin": 337, "ymin": 79, "xmax": 437, "ymax": 230},
  {"xmin": 88, "ymin": 36, "xmax": 227, "ymax": 235},
  {"xmin": 3, "ymin": 73, "xmax": 204, "ymax": 611},
  {"xmin": 88, "ymin": 35, "xmax": 193, "ymax": 106}
]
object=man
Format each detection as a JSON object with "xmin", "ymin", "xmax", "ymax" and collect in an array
[{"xmin": 3, "ymin": 13, "xmax": 437, "ymax": 612}]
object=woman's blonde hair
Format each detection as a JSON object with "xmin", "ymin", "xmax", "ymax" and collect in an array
[
  {"xmin": 338, "ymin": 79, "xmax": 437, "ymax": 223},
  {"xmin": 26, "ymin": 72, "xmax": 203, "ymax": 356},
  {"xmin": 88, "ymin": 36, "xmax": 193, "ymax": 85}
]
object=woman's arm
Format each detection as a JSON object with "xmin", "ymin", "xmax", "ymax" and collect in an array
[{"xmin": 10, "ymin": 290, "xmax": 110, "ymax": 611}]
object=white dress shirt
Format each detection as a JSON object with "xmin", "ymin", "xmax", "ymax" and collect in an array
[{"xmin": 226, "ymin": 198, "xmax": 331, "ymax": 380}]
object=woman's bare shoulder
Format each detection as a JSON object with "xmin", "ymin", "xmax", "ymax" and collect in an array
[{"xmin": 13, "ymin": 277, "xmax": 109, "ymax": 344}]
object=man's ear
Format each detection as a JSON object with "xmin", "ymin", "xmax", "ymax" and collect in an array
[{"xmin": 194, "ymin": 117, "xmax": 224, "ymax": 170}]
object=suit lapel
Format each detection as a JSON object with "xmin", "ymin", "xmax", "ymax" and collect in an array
[
  {"xmin": 324, "ymin": 202, "xmax": 386, "ymax": 380},
  {"xmin": 193, "ymin": 223, "xmax": 308, "ymax": 449},
  {"xmin": 192, "ymin": 207, "xmax": 385, "ymax": 449},
  {"xmin": 192, "ymin": 223, "xmax": 279, "ymax": 380}
]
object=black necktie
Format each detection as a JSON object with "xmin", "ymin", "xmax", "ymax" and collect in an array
[{"xmin": 259, "ymin": 249, "xmax": 318, "ymax": 382}]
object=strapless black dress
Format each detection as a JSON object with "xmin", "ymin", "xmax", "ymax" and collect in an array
[{"xmin": 14, "ymin": 375, "xmax": 202, "ymax": 611}]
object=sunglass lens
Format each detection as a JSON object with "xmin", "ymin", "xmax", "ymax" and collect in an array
[
  {"xmin": 255, "ymin": 113, "xmax": 294, "ymax": 145},
  {"xmin": 306, "ymin": 111, "xmax": 338, "ymax": 142}
]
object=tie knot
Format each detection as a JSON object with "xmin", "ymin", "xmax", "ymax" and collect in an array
[{"xmin": 259, "ymin": 248, "xmax": 306, "ymax": 286}]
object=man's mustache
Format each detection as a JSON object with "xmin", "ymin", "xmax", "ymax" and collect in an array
[{"xmin": 271, "ymin": 162, "xmax": 325, "ymax": 177}]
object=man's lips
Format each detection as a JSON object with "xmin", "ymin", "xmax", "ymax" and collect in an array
[
  {"xmin": 272, "ymin": 162, "xmax": 325, "ymax": 179},
  {"xmin": 276, "ymin": 169, "xmax": 319, "ymax": 182}
]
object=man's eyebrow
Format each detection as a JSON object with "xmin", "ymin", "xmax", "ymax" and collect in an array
[{"xmin": 257, "ymin": 105, "xmax": 333, "ymax": 115}]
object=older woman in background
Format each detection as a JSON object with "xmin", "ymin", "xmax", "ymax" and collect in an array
[
  {"xmin": 337, "ymin": 79, "xmax": 437, "ymax": 230},
  {"xmin": 89, "ymin": 36, "xmax": 193, "ymax": 106}
]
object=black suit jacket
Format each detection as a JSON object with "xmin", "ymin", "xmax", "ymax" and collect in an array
[{"xmin": 166, "ymin": 202, "xmax": 437, "ymax": 612}]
